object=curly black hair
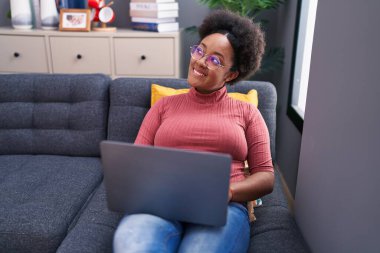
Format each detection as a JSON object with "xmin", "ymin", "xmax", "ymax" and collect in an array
[{"xmin": 198, "ymin": 9, "xmax": 265, "ymax": 84}]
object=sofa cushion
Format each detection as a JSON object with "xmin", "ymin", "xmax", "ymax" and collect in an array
[
  {"xmin": 108, "ymin": 78, "xmax": 276, "ymax": 159},
  {"xmin": 249, "ymin": 169, "xmax": 310, "ymax": 252},
  {"xmin": 56, "ymin": 182, "xmax": 122, "ymax": 253},
  {"xmin": 151, "ymin": 83, "xmax": 259, "ymax": 107},
  {"xmin": 0, "ymin": 74, "xmax": 110, "ymax": 156},
  {"xmin": 0, "ymin": 155, "xmax": 103, "ymax": 253},
  {"xmin": 260, "ymin": 169, "xmax": 290, "ymax": 209},
  {"xmin": 151, "ymin": 84, "xmax": 189, "ymax": 106},
  {"xmin": 250, "ymin": 207, "xmax": 310, "ymax": 253}
]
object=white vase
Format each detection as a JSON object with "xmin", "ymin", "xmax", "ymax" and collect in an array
[
  {"xmin": 40, "ymin": 0, "xmax": 59, "ymax": 30},
  {"xmin": 31, "ymin": 0, "xmax": 41, "ymax": 29},
  {"xmin": 10, "ymin": 0, "xmax": 33, "ymax": 30}
]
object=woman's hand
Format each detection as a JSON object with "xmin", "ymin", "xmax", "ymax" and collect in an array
[
  {"xmin": 228, "ymin": 187, "xmax": 234, "ymax": 202},
  {"xmin": 228, "ymin": 171, "xmax": 274, "ymax": 202}
]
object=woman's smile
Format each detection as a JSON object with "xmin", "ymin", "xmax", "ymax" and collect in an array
[{"xmin": 193, "ymin": 68, "xmax": 207, "ymax": 77}]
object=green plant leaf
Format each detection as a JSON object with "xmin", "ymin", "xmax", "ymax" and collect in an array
[
  {"xmin": 7, "ymin": 10, "xmax": 11, "ymax": 19},
  {"xmin": 184, "ymin": 26, "xmax": 198, "ymax": 34},
  {"xmin": 257, "ymin": 47, "xmax": 285, "ymax": 75},
  {"xmin": 198, "ymin": 0, "xmax": 221, "ymax": 9}
]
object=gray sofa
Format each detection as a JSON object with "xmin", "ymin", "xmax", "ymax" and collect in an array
[{"xmin": 0, "ymin": 74, "xmax": 309, "ymax": 253}]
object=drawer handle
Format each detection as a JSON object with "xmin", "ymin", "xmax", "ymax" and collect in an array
[
  {"xmin": 14, "ymin": 52, "xmax": 20, "ymax": 58},
  {"xmin": 76, "ymin": 54, "xmax": 82, "ymax": 60},
  {"xmin": 141, "ymin": 55, "xmax": 146, "ymax": 60}
]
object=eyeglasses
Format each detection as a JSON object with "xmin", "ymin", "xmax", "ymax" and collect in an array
[{"xmin": 190, "ymin": 45, "xmax": 225, "ymax": 70}]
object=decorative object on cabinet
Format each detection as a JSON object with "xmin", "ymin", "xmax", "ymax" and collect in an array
[
  {"xmin": 131, "ymin": 22, "xmax": 178, "ymax": 33},
  {"xmin": 31, "ymin": 0, "xmax": 42, "ymax": 29},
  {"xmin": 89, "ymin": 0, "xmax": 116, "ymax": 32},
  {"xmin": 10, "ymin": 0, "xmax": 33, "ymax": 30},
  {"xmin": 129, "ymin": 0, "xmax": 179, "ymax": 32},
  {"xmin": 58, "ymin": 0, "xmax": 87, "ymax": 9},
  {"xmin": 59, "ymin": 8, "xmax": 91, "ymax": 32},
  {"xmin": 40, "ymin": 0, "xmax": 59, "ymax": 30},
  {"xmin": 130, "ymin": 0, "xmax": 176, "ymax": 2},
  {"xmin": 58, "ymin": 0, "xmax": 69, "ymax": 9},
  {"xmin": 68, "ymin": 0, "xmax": 87, "ymax": 8},
  {"xmin": 88, "ymin": 0, "xmax": 104, "ymax": 22}
]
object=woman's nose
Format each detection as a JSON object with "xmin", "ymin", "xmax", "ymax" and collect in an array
[{"xmin": 197, "ymin": 55, "xmax": 208, "ymax": 68}]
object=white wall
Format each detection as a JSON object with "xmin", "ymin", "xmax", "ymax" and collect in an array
[{"xmin": 295, "ymin": 0, "xmax": 380, "ymax": 252}]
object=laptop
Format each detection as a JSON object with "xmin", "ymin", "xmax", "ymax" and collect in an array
[{"xmin": 100, "ymin": 140, "xmax": 232, "ymax": 226}]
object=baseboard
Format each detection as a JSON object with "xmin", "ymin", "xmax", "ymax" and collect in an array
[{"xmin": 274, "ymin": 163, "xmax": 295, "ymax": 214}]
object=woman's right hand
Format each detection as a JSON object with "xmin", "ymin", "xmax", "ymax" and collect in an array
[{"xmin": 228, "ymin": 187, "xmax": 234, "ymax": 202}]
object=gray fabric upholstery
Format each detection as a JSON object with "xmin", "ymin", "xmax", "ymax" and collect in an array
[
  {"xmin": 0, "ymin": 155, "xmax": 103, "ymax": 253},
  {"xmin": 250, "ymin": 169, "xmax": 310, "ymax": 252},
  {"xmin": 0, "ymin": 74, "xmax": 309, "ymax": 253},
  {"xmin": 56, "ymin": 182, "xmax": 122, "ymax": 253},
  {"xmin": 260, "ymin": 169, "xmax": 290, "ymax": 209},
  {"xmin": 0, "ymin": 74, "xmax": 110, "ymax": 252},
  {"xmin": 108, "ymin": 78, "xmax": 277, "ymax": 159},
  {"xmin": 250, "ymin": 207, "xmax": 310, "ymax": 253},
  {"xmin": 0, "ymin": 74, "xmax": 110, "ymax": 156}
]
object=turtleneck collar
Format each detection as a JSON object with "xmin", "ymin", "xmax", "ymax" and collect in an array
[{"xmin": 188, "ymin": 86, "xmax": 228, "ymax": 104}]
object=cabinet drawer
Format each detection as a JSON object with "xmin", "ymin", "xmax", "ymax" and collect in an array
[
  {"xmin": 0, "ymin": 35, "xmax": 48, "ymax": 73},
  {"xmin": 114, "ymin": 38, "xmax": 175, "ymax": 77},
  {"xmin": 50, "ymin": 37, "xmax": 111, "ymax": 74}
]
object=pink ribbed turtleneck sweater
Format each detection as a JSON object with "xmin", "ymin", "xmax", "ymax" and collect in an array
[{"xmin": 135, "ymin": 86, "xmax": 273, "ymax": 182}]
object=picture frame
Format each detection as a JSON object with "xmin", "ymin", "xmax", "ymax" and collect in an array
[{"xmin": 59, "ymin": 9, "xmax": 91, "ymax": 32}]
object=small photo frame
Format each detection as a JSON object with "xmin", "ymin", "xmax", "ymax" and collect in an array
[{"xmin": 59, "ymin": 9, "xmax": 91, "ymax": 32}]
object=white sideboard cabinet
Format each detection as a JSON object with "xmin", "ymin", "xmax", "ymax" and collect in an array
[{"xmin": 0, "ymin": 28, "xmax": 181, "ymax": 78}]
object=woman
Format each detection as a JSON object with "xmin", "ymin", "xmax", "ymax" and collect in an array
[{"xmin": 114, "ymin": 9, "xmax": 274, "ymax": 253}]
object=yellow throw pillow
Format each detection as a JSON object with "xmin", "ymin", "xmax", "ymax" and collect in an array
[
  {"xmin": 228, "ymin": 90, "xmax": 258, "ymax": 107},
  {"xmin": 151, "ymin": 84, "xmax": 189, "ymax": 106},
  {"xmin": 151, "ymin": 84, "xmax": 258, "ymax": 107}
]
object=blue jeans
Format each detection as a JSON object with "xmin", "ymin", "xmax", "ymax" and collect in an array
[{"xmin": 113, "ymin": 202, "xmax": 250, "ymax": 253}]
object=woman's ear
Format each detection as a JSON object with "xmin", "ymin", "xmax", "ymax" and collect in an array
[{"xmin": 225, "ymin": 71, "xmax": 239, "ymax": 83}]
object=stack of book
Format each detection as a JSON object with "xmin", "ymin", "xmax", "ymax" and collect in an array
[{"xmin": 129, "ymin": 0, "xmax": 179, "ymax": 33}]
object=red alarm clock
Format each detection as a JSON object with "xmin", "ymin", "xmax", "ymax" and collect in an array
[
  {"xmin": 99, "ymin": 7, "xmax": 115, "ymax": 23},
  {"xmin": 88, "ymin": 0, "xmax": 105, "ymax": 9},
  {"xmin": 89, "ymin": 0, "xmax": 116, "ymax": 31}
]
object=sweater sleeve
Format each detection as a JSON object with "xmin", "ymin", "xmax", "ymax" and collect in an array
[
  {"xmin": 134, "ymin": 99, "xmax": 164, "ymax": 145},
  {"xmin": 246, "ymin": 106, "xmax": 274, "ymax": 174}
]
